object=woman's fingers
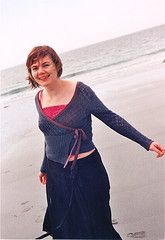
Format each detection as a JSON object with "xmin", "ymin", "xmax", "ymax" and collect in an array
[
  {"xmin": 154, "ymin": 143, "xmax": 165, "ymax": 158},
  {"xmin": 42, "ymin": 175, "xmax": 47, "ymax": 184},
  {"xmin": 149, "ymin": 142, "xmax": 165, "ymax": 158},
  {"xmin": 39, "ymin": 172, "xmax": 47, "ymax": 184}
]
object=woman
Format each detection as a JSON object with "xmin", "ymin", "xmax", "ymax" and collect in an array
[{"xmin": 26, "ymin": 46, "xmax": 164, "ymax": 239}]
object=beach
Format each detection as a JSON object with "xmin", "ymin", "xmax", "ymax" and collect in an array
[
  {"xmin": 1, "ymin": 24, "xmax": 165, "ymax": 239},
  {"xmin": 1, "ymin": 52, "xmax": 165, "ymax": 239}
]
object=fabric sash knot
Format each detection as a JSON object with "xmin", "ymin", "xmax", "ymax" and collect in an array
[{"xmin": 64, "ymin": 128, "xmax": 87, "ymax": 169}]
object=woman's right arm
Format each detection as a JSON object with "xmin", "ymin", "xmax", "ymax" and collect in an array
[{"xmin": 39, "ymin": 142, "xmax": 47, "ymax": 184}]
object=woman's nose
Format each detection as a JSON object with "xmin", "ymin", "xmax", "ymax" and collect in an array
[{"xmin": 37, "ymin": 66, "xmax": 45, "ymax": 75}]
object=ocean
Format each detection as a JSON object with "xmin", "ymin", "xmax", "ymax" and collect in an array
[{"xmin": 1, "ymin": 24, "xmax": 165, "ymax": 103}]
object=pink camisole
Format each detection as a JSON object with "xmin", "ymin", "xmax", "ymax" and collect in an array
[
  {"xmin": 42, "ymin": 105, "xmax": 67, "ymax": 119},
  {"xmin": 38, "ymin": 90, "xmax": 67, "ymax": 119}
]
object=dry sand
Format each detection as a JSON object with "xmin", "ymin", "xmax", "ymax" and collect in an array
[{"xmin": 1, "ymin": 57, "xmax": 165, "ymax": 239}]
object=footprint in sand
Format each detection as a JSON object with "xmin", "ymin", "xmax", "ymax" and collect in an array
[
  {"xmin": 23, "ymin": 205, "xmax": 33, "ymax": 212},
  {"xmin": 11, "ymin": 214, "xmax": 18, "ymax": 218},
  {"xmin": 35, "ymin": 215, "xmax": 43, "ymax": 223},
  {"xmin": 112, "ymin": 219, "xmax": 118, "ymax": 225},
  {"xmin": 21, "ymin": 201, "xmax": 29, "ymax": 205},
  {"xmin": 27, "ymin": 164, "xmax": 32, "ymax": 167},
  {"xmin": 127, "ymin": 231, "xmax": 145, "ymax": 238},
  {"xmin": 40, "ymin": 206, "xmax": 46, "ymax": 212},
  {"xmin": 1, "ymin": 170, "xmax": 10, "ymax": 174}
]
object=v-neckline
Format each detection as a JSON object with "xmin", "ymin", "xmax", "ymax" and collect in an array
[{"xmin": 36, "ymin": 81, "xmax": 80, "ymax": 122}]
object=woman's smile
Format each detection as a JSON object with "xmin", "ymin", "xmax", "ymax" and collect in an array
[{"xmin": 38, "ymin": 74, "xmax": 50, "ymax": 81}]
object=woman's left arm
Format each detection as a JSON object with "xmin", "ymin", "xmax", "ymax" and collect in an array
[
  {"xmin": 85, "ymin": 84, "xmax": 165, "ymax": 154},
  {"xmin": 149, "ymin": 142, "xmax": 165, "ymax": 158}
]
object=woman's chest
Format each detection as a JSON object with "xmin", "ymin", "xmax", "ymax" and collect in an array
[{"xmin": 38, "ymin": 102, "xmax": 90, "ymax": 133}]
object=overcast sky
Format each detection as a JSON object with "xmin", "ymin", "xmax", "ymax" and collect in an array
[{"xmin": 1, "ymin": 0, "xmax": 165, "ymax": 70}]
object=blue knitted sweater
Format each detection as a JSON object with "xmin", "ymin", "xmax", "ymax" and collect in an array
[{"xmin": 35, "ymin": 81, "xmax": 153, "ymax": 173}]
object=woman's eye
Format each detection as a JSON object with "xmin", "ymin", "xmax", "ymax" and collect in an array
[
  {"xmin": 43, "ymin": 64, "xmax": 49, "ymax": 67},
  {"xmin": 31, "ymin": 67, "xmax": 38, "ymax": 71}
]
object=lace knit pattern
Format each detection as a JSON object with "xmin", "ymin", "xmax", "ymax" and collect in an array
[{"xmin": 35, "ymin": 81, "xmax": 153, "ymax": 173}]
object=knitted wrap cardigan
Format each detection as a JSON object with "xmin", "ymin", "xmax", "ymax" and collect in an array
[{"xmin": 35, "ymin": 81, "xmax": 153, "ymax": 173}]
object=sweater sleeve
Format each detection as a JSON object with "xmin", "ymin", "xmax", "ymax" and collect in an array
[
  {"xmin": 40, "ymin": 142, "xmax": 48, "ymax": 173},
  {"xmin": 84, "ymin": 84, "xmax": 153, "ymax": 151}
]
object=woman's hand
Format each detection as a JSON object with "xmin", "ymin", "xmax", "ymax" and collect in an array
[
  {"xmin": 149, "ymin": 142, "xmax": 165, "ymax": 158},
  {"xmin": 39, "ymin": 172, "xmax": 47, "ymax": 185}
]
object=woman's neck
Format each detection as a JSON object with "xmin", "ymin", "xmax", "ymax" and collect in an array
[{"xmin": 43, "ymin": 78, "xmax": 64, "ymax": 99}]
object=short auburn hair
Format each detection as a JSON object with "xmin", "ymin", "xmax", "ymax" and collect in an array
[{"xmin": 26, "ymin": 45, "xmax": 63, "ymax": 88}]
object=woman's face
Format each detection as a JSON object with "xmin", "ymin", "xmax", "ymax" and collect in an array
[{"xmin": 30, "ymin": 55, "xmax": 58, "ymax": 87}]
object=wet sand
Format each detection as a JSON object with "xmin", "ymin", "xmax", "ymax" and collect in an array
[{"xmin": 1, "ymin": 57, "xmax": 165, "ymax": 239}]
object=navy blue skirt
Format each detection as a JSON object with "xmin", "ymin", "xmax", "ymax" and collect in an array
[{"xmin": 42, "ymin": 149, "xmax": 122, "ymax": 239}]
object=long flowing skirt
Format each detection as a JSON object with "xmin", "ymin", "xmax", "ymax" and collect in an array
[{"xmin": 42, "ymin": 149, "xmax": 122, "ymax": 239}]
